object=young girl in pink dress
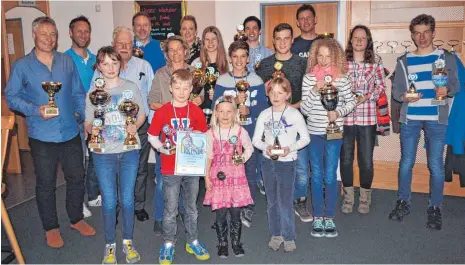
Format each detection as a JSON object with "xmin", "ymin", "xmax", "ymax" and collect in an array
[{"xmin": 203, "ymin": 96, "xmax": 254, "ymax": 259}]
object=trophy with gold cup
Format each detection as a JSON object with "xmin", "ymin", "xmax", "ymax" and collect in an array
[
  {"xmin": 405, "ymin": 73, "xmax": 419, "ymax": 99},
  {"xmin": 88, "ymin": 78, "xmax": 111, "ymax": 151},
  {"xmin": 41, "ymin": 81, "xmax": 62, "ymax": 116},
  {"xmin": 190, "ymin": 62, "xmax": 206, "ymax": 100},
  {"xmin": 320, "ymin": 75, "xmax": 343, "ymax": 140},
  {"xmin": 234, "ymin": 24, "xmax": 248, "ymax": 42},
  {"xmin": 431, "ymin": 58, "xmax": 448, "ymax": 106},
  {"xmin": 118, "ymin": 90, "xmax": 140, "ymax": 150},
  {"xmin": 235, "ymin": 79, "xmax": 251, "ymax": 125},
  {"xmin": 272, "ymin": 62, "xmax": 285, "ymax": 79},
  {"xmin": 133, "ymin": 41, "xmax": 144, "ymax": 59},
  {"xmin": 230, "ymin": 136, "xmax": 245, "ymax": 165}
]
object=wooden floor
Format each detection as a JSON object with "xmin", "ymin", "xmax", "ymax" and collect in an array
[{"xmin": 352, "ymin": 160, "xmax": 465, "ymax": 197}]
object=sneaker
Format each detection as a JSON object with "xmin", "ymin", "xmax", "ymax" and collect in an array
[
  {"xmin": 123, "ymin": 239, "xmax": 140, "ymax": 264},
  {"xmin": 88, "ymin": 195, "xmax": 102, "ymax": 207},
  {"xmin": 294, "ymin": 198, "xmax": 313, "ymax": 222},
  {"xmin": 159, "ymin": 242, "xmax": 175, "ymax": 265},
  {"xmin": 257, "ymin": 180, "xmax": 266, "ymax": 195},
  {"xmin": 186, "ymin": 240, "xmax": 210, "ymax": 261},
  {"xmin": 240, "ymin": 208, "xmax": 254, "ymax": 228},
  {"xmin": 102, "ymin": 243, "xmax": 117, "ymax": 264},
  {"xmin": 311, "ymin": 217, "xmax": 325, "ymax": 238},
  {"xmin": 83, "ymin": 203, "xmax": 92, "ymax": 218},
  {"xmin": 153, "ymin": 220, "xmax": 163, "ymax": 236},
  {"xmin": 283, "ymin": 240, "xmax": 296, "ymax": 252},
  {"xmin": 388, "ymin": 200, "xmax": 411, "ymax": 221},
  {"xmin": 426, "ymin": 206, "xmax": 442, "ymax": 230},
  {"xmin": 323, "ymin": 218, "xmax": 338, "ymax": 238}
]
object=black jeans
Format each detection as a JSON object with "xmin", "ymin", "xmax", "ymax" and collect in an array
[
  {"xmin": 29, "ymin": 134, "xmax": 85, "ymax": 231},
  {"xmin": 340, "ymin": 125, "xmax": 376, "ymax": 189},
  {"xmin": 134, "ymin": 120, "xmax": 150, "ymax": 210},
  {"xmin": 216, "ymin": 207, "xmax": 241, "ymax": 223}
]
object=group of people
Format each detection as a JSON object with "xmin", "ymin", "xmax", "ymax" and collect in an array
[{"xmin": 4, "ymin": 3, "xmax": 463, "ymax": 264}]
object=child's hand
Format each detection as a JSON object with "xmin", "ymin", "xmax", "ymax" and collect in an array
[
  {"xmin": 191, "ymin": 96, "xmax": 202, "ymax": 106},
  {"xmin": 205, "ymin": 178, "xmax": 212, "ymax": 191},
  {"xmin": 126, "ymin": 124, "xmax": 137, "ymax": 134},
  {"xmin": 236, "ymin": 92, "xmax": 247, "ymax": 104},
  {"xmin": 208, "ymin": 89, "xmax": 214, "ymax": 100},
  {"xmin": 265, "ymin": 145, "xmax": 274, "ymax": 157},
  {"xmin": 279, "ymin": 147, "xmax": 290, "ymax": 157},
  {"xmin": 327, "ymin": 111, "xmax": 339, "ymax": 122},
  {"xmin": 159, "ymin": 147, "xmax": 173, "ymax": 155},
  {"xmin": 239, "ymin": 105, "xmax": 250, "ymax": 116}
]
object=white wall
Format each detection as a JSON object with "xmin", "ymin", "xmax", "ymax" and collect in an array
[{"xmin": 5, "ymin": 7, "xmax": 47, "ymax": 54}]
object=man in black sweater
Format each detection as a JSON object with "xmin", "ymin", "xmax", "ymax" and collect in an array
[{"xmin": 291, "ymin": 4, "xmax": 318, "ymax": 59}]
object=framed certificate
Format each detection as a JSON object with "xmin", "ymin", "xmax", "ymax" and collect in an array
[{"xmin": 174, "ymin": 131, "xmax": 207, "ymax": 176}]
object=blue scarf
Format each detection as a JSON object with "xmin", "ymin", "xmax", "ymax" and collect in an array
[{"xmin": 445, "ymin": 55, "xmax": 465, "ymax": 154}]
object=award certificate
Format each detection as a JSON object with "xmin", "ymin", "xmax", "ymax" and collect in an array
[{"xmin": 174, "ymin": 131, "xmax": 207, "ymax": 176}]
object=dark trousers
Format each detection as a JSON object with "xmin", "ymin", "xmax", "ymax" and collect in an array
[
  {"xmin": 244, "ymin": 147, "xmax": 260, "ymax": 211},
  {"xmin": 29, "ymin": 134, "xmax": 85, "ymax": 231},
  {"xmin": 215, "ymin": 207, "xmax": 241, "ymax": 223},
  {"xmin": 340, "ymin": 125, "xmax": 376, "ymax": 189},
  {"xmin": 134, "ymin": 120, "xmax": 150, "ymax": 210}
]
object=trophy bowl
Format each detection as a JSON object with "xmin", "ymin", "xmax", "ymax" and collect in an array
[
  {"xmin": 272, "ymin": 62, "xmax": 285, "ymax": 80},
  {"xmin": 41, "ymin": 81, "xmax": 62, "ymax": 115},
  {"xmin": 320, "ymin": 76, "xmax": 342, "ymax": 140},
  {"xmin": 235, "ymin": 80, "xmax": 250, "ymax": 124},
  {"xmin": 234, "ymin": 24, "xmax": 248, "ymax": 42},
  {"xmin": 431, "ymin": 60, "xmax": 448, "ymax": 105},
  {"xmin": 118, "ymin": 100, "xmax": 140, "ymax": 150}
]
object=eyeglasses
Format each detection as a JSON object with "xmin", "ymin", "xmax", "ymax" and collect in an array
[{"xmin": 114, "ymin": 42, "xmax": 133, "ymax": 49}]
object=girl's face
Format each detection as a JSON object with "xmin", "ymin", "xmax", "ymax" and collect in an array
[
  {"xmin": 215, "ymin": 102, "xmax": 235, "ymax": 127},
  {"xmin": 351, "ymin": 28, "xmax": 368, "ymax": 52},
  {"xmin": 230, "ymin": 48, "xmax": 249, "ymax": 73},
  {"xmin": 269, "ymin": 85, "xmax": 290, "ymax": 107},
  {"xmin": 204, "ymin": 32, "xmax": 218, "ymax": 53},
  {"xmin": 97, "ymin": 55, "xmax": 121, "ymax": 80},
  {"xmin": 316, "ymin": 46, "xmax": 332, "ymax": 69}
]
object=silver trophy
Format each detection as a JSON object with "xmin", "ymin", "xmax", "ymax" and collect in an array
[
  {"xmin": 320, "ymin": 75, "xmax": 343, "ymax": 140},
  {"xmin": 88, "ymin": 78, "xmax": 111, "ymax": 151},
  {"xmin": 431, "ymin": 58, "xmax": 448, "ymax": 105},
  {"xmin": 162, "ymin": 124, "xmax": 176, "ymax": 155}
]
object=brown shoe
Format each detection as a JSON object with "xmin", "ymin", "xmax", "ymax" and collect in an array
[
  {"xmin": 46, "ymin": 228, "xmax": 64, "ymax": 248},
  {"xmin": 70, "ymin": 220, "xmax": 96, "ymax": 236},
  {"xmin": 341, "ymin": 187, "xmax": 354, "ymax": 214},
  {"xmin": 358, "ymin": 188, "xmax": 372, "ymax": 214}
]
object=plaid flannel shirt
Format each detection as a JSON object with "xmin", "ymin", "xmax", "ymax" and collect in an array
[{"xmin": 344, "ymin": 55, "xmax": 386, "ymax": 126}]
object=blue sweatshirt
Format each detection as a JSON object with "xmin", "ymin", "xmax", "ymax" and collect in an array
[{"xmin": 212, "ymin": 72, "xmax": 267, "ymax": 136}]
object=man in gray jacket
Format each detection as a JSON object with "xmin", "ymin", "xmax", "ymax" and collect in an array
[{"xmin": 389, "ymin": 14, "xmax": 459, "ymax": 230}]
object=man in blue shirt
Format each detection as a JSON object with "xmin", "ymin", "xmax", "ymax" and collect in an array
[
  {"xmin": 92, "ymin": 27, "xmax": 154, "ymax": 222},
  {"xmin": 64, "ymin": 15, "xmax": 100, "ymax": 218},
  {"xmin": 5, "ymin": 16, "xmax": 95, "ymax": 248},
  {"xmin": 243, "ymin": 16, "xmax": 274, "ymax": 73}
]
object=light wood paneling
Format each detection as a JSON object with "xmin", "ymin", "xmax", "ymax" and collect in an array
[
  {"xmin": 262, "ymin": 2, "xmax": 338, "ymax": 50},
  {"xmin": 371, "ymin": 1, "xmax": 465, "ymax": 10}
]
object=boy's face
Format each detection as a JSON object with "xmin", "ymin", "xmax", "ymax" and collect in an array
[
  {"xmin": 229, "ymin": 48, "xmax": 249, "ymax": 72},
  {"xmin": 411, "ymin": 24, "xmax": 435, "ymax": 50},
  {"xmin": 273, "ymin": 29, "xmax": 293, "ymax": 55},
  {"xmin": 244, "ymin": 20, "xmax": 260, "ymax": 42},
  {"xmin": 170, "ymin": 81, "xmax": 192, "ymax": 103}
]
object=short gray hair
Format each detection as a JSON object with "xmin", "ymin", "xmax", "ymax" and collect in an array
[
  {"xmin": 112, "ymin": 27, "xmax": 134, "ymax": 42},
  {"xmin": 32, "ymin": 16, "xmax": 56, "ymax": 34},
  {"xmin": 164, "ymin": 35, "xmax": 189, "ymax": 64}
]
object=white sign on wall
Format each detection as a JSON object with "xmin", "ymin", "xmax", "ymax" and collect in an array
[{"xmin": 18, "ymin": 1, "xmax": 36, "ymax": 8}]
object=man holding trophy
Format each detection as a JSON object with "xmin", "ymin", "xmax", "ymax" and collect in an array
[
  {"xmin": 390, "ymin": 14, "xmax": 460, "ymax": 230},
  {"xmin": 5, "ymin": 16, "xmax": 95, "ymax": 248}
]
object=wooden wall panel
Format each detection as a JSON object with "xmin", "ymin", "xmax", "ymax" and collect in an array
[{"xmin": 263, "ymin": 2, "xmax": 338, "ymax": 50}]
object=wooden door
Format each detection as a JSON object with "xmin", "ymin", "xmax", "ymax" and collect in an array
[
  {"xmin": 6, "ymin": 19, "xmax": 29, "ymax": 151},
  {"xmin": 262, "ymin": 2, "xmax": 338, "ymax": 50}
]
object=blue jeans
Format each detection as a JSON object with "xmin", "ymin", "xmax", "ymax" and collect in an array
[
  {"xmin": 309, "ymin": 134, "xmax": 343, "ymax": 218},
  {"xmin": 245, "ymin": 147, "xmax": 260, "ymax": 210},
  {"xmin": 79, "ymin": 122, "xmax": 100, "ymax": 200},
  {"xmin": 398, "ymin": 120, "xmax": 446, "ymax": 207},
  {"xmin": 93, "ymin": 150, "xmax": 140, "ymax": 244},
  {"xmin": 162, "ymin": 175, "xmax": 199, "ymax": 243},
  {"xmin": 295, "ymin": 145, "xmax": 310, "ymax": 200},
  {"xmin": 261, "ymin": 158, "xmax": 296, "ymax": 241}
]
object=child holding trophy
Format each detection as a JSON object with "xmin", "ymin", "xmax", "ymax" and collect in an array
[
  {"xmin": 148, "ymin": 69, "xmax": 210, "ymax": 265},
  {"xmin": 301, "ymin": 38, "xmax": 356, "ymax": 238},
  {"xmin": 253, "ymin": 77, "xmax": 309, "ymax": 252},
  {"xmin": 203, "ymin": 96, "xmax": 254, "ymax": 258},
  {"xmin": 212, "ymin": 40, "xmax": 267, "ymax": 227},
  {"xmin": 85, "ymin": 46, "xmax": 146, "ymax": 264}
]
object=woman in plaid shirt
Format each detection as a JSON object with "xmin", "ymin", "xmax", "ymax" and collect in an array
[{"xmin": 340, "ymin": 25, "xmax": 387, "ymax": 214}]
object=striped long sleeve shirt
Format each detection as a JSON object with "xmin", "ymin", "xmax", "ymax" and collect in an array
[{"xmin": 301, "ymin": 73, "xmax": 356, "ymax": 135}]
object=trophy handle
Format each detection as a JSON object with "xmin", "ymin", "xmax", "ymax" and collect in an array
[
  {"xmin": 447, "ymin": 40, "xmax": 459, "ymax": 53},
  {"xmin": 387, "ymin": 41, "xmax": 398, "ymax": 53},
  {"xmin": 401, "ymin": 41, "xmax": 412, "ymax": 53},
  {"xmin": 373, "ymin": 41, "xmax": 383, "ymax": 54},
  {"xmin": 433, "ymin": 40, "xmax": 444, "ymax": 49}
]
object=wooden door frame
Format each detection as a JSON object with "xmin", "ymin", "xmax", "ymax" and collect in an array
[
  {"xmin": 260, "ymin": 0, "xmax": 341, "ymax": 47},
  {"xmin": 5, "ymin": 18, "xmax": 26, "ymax": 65}
]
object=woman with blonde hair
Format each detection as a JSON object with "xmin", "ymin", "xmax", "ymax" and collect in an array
[
  {"xmin": 301, "ymin": 38, "xmax": 356, "ymax": 238},
  {"xmin": 181, "ymin": 15, "xmax": 201, "ymax": 64}
]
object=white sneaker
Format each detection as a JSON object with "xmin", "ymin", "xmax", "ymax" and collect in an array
[
  {"xmin": 88, "ymin": 195, "xmax": 102, "ymax": 207},
  {"xmin": 83, "ymin": 203, "xmax": 92, "ymax": 218}
]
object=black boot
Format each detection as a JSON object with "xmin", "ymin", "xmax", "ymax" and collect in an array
[
  {"xmin": 215, "ymin": 221, "xmax": 228, "ymax": 258},
  {"xmin": 230, "ymin": 221, "xmax": 245, "ymax": 257}
]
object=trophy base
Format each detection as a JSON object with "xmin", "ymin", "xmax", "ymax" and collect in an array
[
  {"xmin": 405, "ymin": 93, "xmax": 419, "ymax": 99},
  {"xmin": 89, "ymin": 143, "xmax": 104, "ymax": 149},
  {"xmin": 233, "ymin": 157, "xmax": 245, "ymax": 165},
  {"xmin": 431, "ymin": 99, "xmax": 446, "ymax": 105},
  {"xmin": 45, "ymin": 107, "xmax": 59, "ymax": 116},
  {"xmin": 123, "ymin": 145, "xmax": 139, "ymax": 150},
  {"xmin": 327, "ymin": 132, "xmax": 343, "ymax": 140},
  {"xmin": 90, "ymin": 147, "xmax": 105, "ymax": 153},
  {"xmin": 168, "ymin": 148, "xmax": 176, "ymax": 155},
  {"xmin": 238, "ymin": 119, "xmax": 252, "ymax": 126},
  {"xmin": 270, "ymin": 149, "xmax": 285, "ymax": 155}
]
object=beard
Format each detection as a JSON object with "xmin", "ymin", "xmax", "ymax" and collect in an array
[{"xmin": 72, "ymin": 38, "xmax": 90, "ymax": 49}]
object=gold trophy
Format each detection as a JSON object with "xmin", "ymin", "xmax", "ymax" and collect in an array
[
  {"xmin": 230, "ymin": 136, "xmax": 244, "ymax": 165},
  {"xmin": 88, "ymin": 78, "xmax": 111, "ymax": 151},
  {"xmin": 405, "ymin": 73, "xmax": 419, "ymax": 99},
  {"xmin": 41, "ymin": 81, "xmax": 62, "ymax": 116},
  {"xmin": 431, "ymin": 58, "xmax": 448, "ymax": 105},
  {"xmin": 272, "ymin": 62, "xmax": 285, "ymax": 79},
  {"xmin": 320, "ymin": 75, "xmax": 343, "ymax": 140},
  {"xmin": 270, "ymin": 136, "xmax": 284, "ymax": 160},
  {"xmin": 162, "ymin": 124, "xmax": 176, "ymax": 155},
  {"xmin": 118, "ymin": 90, "xmax": 140, "ymax": 150},
  {"xmin": 317, "ymin": 32, "xmax": 334, "ymax": 39},
  {"xmin": 236, "ymin": 80, "xmax": 250, "ymax": 125},
  {"xmin": 190, "ymin": 62, "xmax": 206, "ymax": 100},
  {"xmin": 254, "ymin": 54, "xmax": 262, "ymax": 71},
  {"xmin": 133, "ymin": 41, "xmax": 144, "ymax": 59},
  {"xmin": 234, "ymin": 24, "xmax": 248, "ymax": 42},
  {"xmin": 353, "ymin": 91, "xmax": 365, "ymax": 105}
]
